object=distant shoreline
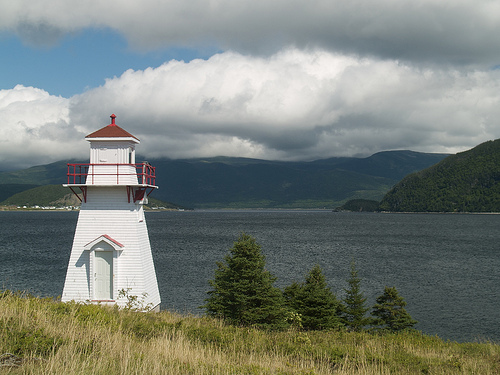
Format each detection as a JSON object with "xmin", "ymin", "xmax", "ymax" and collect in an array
[
  {"xmin": 0, "ymin": 206, "xmax": 181, "ymax": 212},
  {"xmin": 1, "ymin": 206, "xmax": 498, "ymax": 214}
]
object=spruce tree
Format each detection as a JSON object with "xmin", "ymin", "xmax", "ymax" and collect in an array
[
  {"xmin": 342, "ymin": 261, "xmax": 371, "ymax": 331},
  {"xmin": 203, "ymin": 233, "xmax": 287, "ymax": 328},
  {"xmin": 284, "ymin": 264, "xmax": 342, "ymax": 330},
  {"xmin": 371, "ymin": 286, "xmax": 417, "ymax": 331}
]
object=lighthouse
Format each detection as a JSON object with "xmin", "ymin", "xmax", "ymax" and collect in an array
[{"xmin": 62, "ymin": 114, "xmax": 161, "ymax": 311}]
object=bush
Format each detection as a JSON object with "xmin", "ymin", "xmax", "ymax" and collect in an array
[
  {"xmin": 372, "ymin": 286, "xmax": 417, "ymax": 331},
  {"xmin": 341, "ymin": 261, "xmax": 372, "ymax": 331},
  {"xmin": 284, "ymin": 265, "xmax": 342, "ymax": 330},
  {"xmin": 203, "ymin": 233, "xmax": 288, "ymax": 329}
]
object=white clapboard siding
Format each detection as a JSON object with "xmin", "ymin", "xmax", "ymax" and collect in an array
[
  {"xmin": 63, "ymin": 117, "xmax": 160, "ymax": 311},
  {"xmin": 62, "ymin": 187, "xmax": 161, "ymax": 310},
  {"xmin": 86, "ymin": 164, "xmax": 139, "ymax": 185}
]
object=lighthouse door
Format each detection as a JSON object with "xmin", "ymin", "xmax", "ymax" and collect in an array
[
  {"xmin": 95, "ymin": 251, "xmax": 113, "ymax": 300},
  {"xmin": 98, "ymin": 147, "xmax": 118, "ymax": 163}
]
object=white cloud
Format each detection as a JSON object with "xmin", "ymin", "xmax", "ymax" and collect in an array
[
  {"xmin": 69, "ymin": 49, "xmax": 500, "ymax": 161},
  {"xmin": 2, "ymin": 48, "xmax": 500, "ymax": 170},
  {"xmin": 3, "ymin": 0, "xmax": 500, "ymax": 66},
  {"xmin": 0, "ymin": 85, "xmax": 85, "ymax": 169}
]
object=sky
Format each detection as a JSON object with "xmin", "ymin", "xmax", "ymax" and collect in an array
[{"xmin": 1, "ymin": 0, "xmax": 500, "ymax": 171}]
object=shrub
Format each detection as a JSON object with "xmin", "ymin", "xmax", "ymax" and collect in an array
[
  {"xmin": 341, "ymin": 261, "xmax": 372, "ymax": 331},
  {"xmin": 203, "ymin": 233, "xmax": 288, "ymax": 329},
  {"xmin": 372, "ymin": 286, "xmax": 417, "ymax": 331},
  {"xmin": 284, "ymin": 265, "xmax": 342, "ymax": 330}
]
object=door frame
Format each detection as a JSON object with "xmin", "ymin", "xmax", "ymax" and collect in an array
[
  {"xmin": 94, "ymin": 248, "xmax": 114, "ymax": 301},
  {"xmin": 84, "ymin": 235, "xmax": 124, "ymax": 302}
]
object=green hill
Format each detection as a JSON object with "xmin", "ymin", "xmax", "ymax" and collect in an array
[
  {"xmin": 0, "ymin": 160, "xmax": 71, "ymax": 185},
  {"xmin": 336, "ymin": 199, "xmax": 381, "ymax": 212},
  {"xmin": 0, "ymin": 183, "xmax": 39, "ymax": 202},
  {"xmin": 379, "ymin": 139, "xmax": 500, "ymax": 212},
  {"xmin": 0, "ymin": 151, "xmax": 448, "ymax": 209},
  {"xmin": 1, "ymin": 185, "xmax": 183, "ymax": 210},
  {"xmin": 1, "ymin": 185, "xmax": 78, "ymax": 207},
  {"xmin": 147, "ymin": 151, "xmax": 447, "ymax": 208}
]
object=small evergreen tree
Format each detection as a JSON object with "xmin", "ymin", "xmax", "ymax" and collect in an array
[
  {"xmin": 371, "ymin": 286, "xmax": 417, "ymax": 331},
  {"xmin": 203, "ymin": 233, "xmax": 287, "ymax": 328},
  {"xmin": 284, "ymin": 264, "xmax": 342, "ymax": 330},
  {"xmin": 342, "ymin": 261, "xmax": 371, "ymax": 331}
]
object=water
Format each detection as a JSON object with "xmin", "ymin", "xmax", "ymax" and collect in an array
[{"xmin": 0, "ymin": 210, "xmax": 498, "ymax": 343}]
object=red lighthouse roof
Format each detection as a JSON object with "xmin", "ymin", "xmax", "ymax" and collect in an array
[{"xmin": 85, "ymin": 114, "xmax": 140, "ymax": 142}]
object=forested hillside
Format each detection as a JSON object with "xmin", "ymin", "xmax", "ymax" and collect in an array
[
  {"xmin": 0, "ymin": 151, "xmax": 447, "ymax": 209},
  {"xmin": 379, "ymin": 139, "xmax": 500, "ymax": 212},
  {"xmin": 1, "ymin": 185, "xmax": 79, "ymax": 207}
]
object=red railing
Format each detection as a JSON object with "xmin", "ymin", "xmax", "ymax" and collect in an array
[{"xmin": 66, "ymin": 163, "xmax": 156, "ymax": 186}]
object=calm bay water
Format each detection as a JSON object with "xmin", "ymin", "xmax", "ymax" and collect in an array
[{"xmin": 0, "ymin": 210, "xmax": 498, "ymax": 343}]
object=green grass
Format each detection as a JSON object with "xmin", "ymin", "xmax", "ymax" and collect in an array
[{"xmin": 1, "ymin": 290, "xmax": 499, "ymax": 374}]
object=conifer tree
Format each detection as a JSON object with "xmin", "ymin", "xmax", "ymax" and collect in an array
[
  {"xmin": 342, "ymin": 261, "xmax": 371, "ymax": 331},
  {"xmin": 203, "ymin": 233, "xmax": 287, "ymax": 328},
  {"xmin": 371, "ymin": 286, "xmax": 417, "ymax": 331},
  {"xmin": 284, "ymin": 264, "xmax": 342, "ymax": 330}
]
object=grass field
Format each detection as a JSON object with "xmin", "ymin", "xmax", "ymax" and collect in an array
[{"xmin": 1, "ymin": 290, "xmax": 499, "ymax": 374}]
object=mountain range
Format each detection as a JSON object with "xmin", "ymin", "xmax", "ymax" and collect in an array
[{"xmin": 0, "ymin": 150, "xmax": 447, "ymax": 209}]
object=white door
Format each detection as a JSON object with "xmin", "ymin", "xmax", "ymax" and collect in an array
[
  {"xmin": 98, "ymin": 147, "xmax": 118, "ymax": 163},
  {"xmin": 95, "ymin": 251, "xmax": 113, "ymax": 300}
]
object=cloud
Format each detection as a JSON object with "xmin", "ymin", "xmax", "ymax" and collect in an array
[
  {"xmin": 2, "ymin": 48, "xmax": 500, "ymax": 170},
  {"xmin": 2, "ymin": 0, "xmax": 500, "ymax": 66},
  {"xmin": 0, "ymin": 85, "xmax": 85, "ymax": 169},
  {"xmin": 13, "ymin": 20, "xmax": 64, "ymax": 47},
  {"xmin": 68, "ymin": 49, "xmax": 500, "ymax": 161}
]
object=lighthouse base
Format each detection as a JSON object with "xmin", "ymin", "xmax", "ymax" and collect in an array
[{"xmin": 61, "ymin": 186, "xmax": 161, "ymax": 311}]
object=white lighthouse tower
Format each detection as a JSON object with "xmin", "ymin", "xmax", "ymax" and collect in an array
[{"xmin": 62, "ymin": 114, "xmax": 161, "ymax": 311}]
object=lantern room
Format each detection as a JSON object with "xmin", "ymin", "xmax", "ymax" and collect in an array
[
  {"xmin": 87, "ymin": 114, "xmax": 138, "ymax": 163},
  {"xmin": 65, "ymin": 114, "xmax": 157, "ymax": 202}
]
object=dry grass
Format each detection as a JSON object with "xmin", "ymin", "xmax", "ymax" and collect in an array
[{"xmin": 1, "ymin": 291, "xmax": 499, "ymax": 374}]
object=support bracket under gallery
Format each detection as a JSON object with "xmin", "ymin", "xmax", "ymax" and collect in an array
[{"xmin": 68, "ymin": 186, "xmax": 88, "ymax": 203}]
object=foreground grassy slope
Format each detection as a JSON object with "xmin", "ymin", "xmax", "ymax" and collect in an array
[{"xmin": 1, "ymin": 291, "xmax": 498, "ymax": 374}]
